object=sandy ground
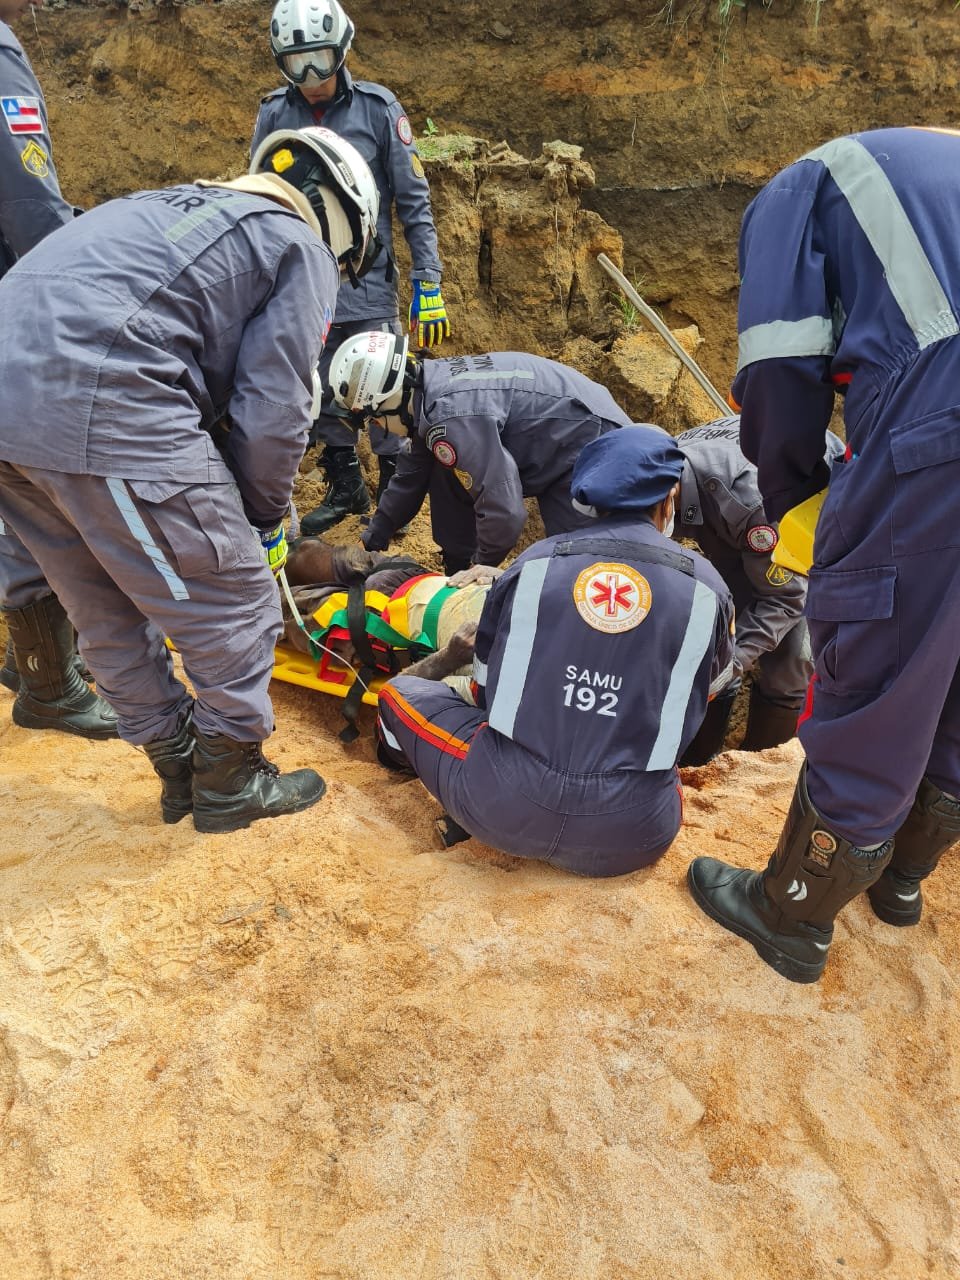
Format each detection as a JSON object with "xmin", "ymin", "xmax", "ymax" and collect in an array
[{"xmin": 1, "ymin": 669, "xmax": 959, "ymax": 1279}]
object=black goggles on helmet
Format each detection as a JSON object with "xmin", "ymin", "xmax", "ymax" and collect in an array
[{"xmin": 276, "ymin": 44, "xmax": 345, "ymax": 85}]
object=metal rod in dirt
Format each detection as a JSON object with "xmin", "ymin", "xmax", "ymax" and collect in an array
[{"xmin": 597, "ymin": 253, "xmax": 730, "ymax": 416}]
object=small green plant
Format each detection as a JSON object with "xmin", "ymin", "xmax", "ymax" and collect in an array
[
  {"xmin": 610, "ymin": 274, "xmax": 648, "ymax": 333},
  {"xmin": 423, "ymin": 117, "xmax": 439, "ymax": 137}
]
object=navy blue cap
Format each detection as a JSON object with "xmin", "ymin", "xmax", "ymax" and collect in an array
[{"xmin": 571, "ymin": 425, "xmax": 685, "ymax": 515}]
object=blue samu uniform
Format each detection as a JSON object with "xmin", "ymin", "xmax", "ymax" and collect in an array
[
  {"xmin": 732, "ymin": 127, "xmax": 960, "ymax": 845},
  {"xmin": 378, "ymin": 427, "xmax": 736, "ymax": 877}
]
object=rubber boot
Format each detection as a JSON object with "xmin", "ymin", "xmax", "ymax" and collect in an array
[
  {"xmin": 3, "ymin": 595, "xmax": 118, "ymax": 739},
  {"xmin": 191, "ymin": 730, "xmax": 326, "ymax": 834},
  {"xmin": 687, "ymin": 764, "xmax": 893, "ymax": 983},
  {"xmin": 0, "ymin": 636, "xmax": 16, "ymax": 692},
  {"xmin": 867, "ymin": 778, "xmax": 960, "ymax": 926},
  {"xmin": 300, "ymin": 447, "xmax": 370, "ymax": 536},
  {"xmin": 142, "ymin": 708, "xmax": 196, "ymax": 825},
  {"xmin": 740, "ymin": 686, "xmax": 800, "ymax": 752},
  {"xmin": 678, "ymin": 685, "xmax": 737, "ymax": 767}
]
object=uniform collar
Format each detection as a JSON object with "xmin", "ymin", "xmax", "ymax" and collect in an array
[{"xmin": 678, "ymin": 458, "xmax": 703, "ymax": 527}]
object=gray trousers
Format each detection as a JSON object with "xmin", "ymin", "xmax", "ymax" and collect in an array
[
  {"xmin": 0, "ymin": 515, "xmax": 51, "ymax": 608},
  {"xmin": 0, "ymin": 462, "xmax": 280, "ymax": 744}
]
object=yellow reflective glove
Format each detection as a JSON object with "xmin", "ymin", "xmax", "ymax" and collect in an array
[
  {"xmin": 259, "ymin": 523, "xmax": 288, "ymax": 576},
  {"xmin": 408, "ymin": 279, "xmax": 451, "ymax": 348}
]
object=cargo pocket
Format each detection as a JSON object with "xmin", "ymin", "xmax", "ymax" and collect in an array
[
  {"xmin": 890, "ymin": 406, "xmax": 960, "ymax": 555},
  {"xmin": 124, "ymin": 480, "xmax": 243, "ymax": 580},
  {"xmin": 805, "ymin": 564, "xmax": 899, "ymax": 695}
]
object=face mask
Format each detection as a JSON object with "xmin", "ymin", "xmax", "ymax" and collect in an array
[{"xmin": 663, "ymin": 507, "xmax": 675, "ymax": 538}]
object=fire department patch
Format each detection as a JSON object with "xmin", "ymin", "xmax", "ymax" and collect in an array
[
  {"xmin": 746, "ymin": 524, "xmax": 778, "ymax": 553},
  {"xmin": 20, "ymin": 139, "xmax": 49, "ymax": 177},
  {"xmin": 425, "ymin": 424, "xmax": 446, "ymax": 449},
  {"xmin": 808, "ymin": 829, "xmax": 838, "ymax": 869},
  {"xmin": 432, "ymin": 440, "xmax": 457, "ymax": 467},
  {"xmin": 453, "ymin": 467, "xmax": 473, "ymax": 490},
  {"xmin": 411, "ymin": 153, "xmax": 425, "ymax": 179},
  {"xmin": 397, "ymin": 114, "xmax": 413, "ymax": 145},
  {"xmin": 765, "ymin": 563, "xmax": 794, "ymax": 586},
  {"xmin": 573, "ymin": 561, "xmax": 651, "ymax": 634}
]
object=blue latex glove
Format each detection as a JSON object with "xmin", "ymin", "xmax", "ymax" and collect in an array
[
  {"xmin": 258, "ymin": 523, "xmax": 288, "ymax": 575},
  {"xmin": 408, "ymin": 280, "xmax": 450, "ymax": 349}
]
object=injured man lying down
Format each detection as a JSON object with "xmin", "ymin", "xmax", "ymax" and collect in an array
[{"xmin": 280, "ymin": 538, "xmax": 498, "ymax": 699}]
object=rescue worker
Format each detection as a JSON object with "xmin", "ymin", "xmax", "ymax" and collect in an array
[
  {"xmin": 252, "ymin": 0, "xmax": 448, "ymax": 535},
  {"xmin": 329, "ymin": 332, "xmax": 634, "ymax": 572},
  {"xmin": 375, "ymin": 426, "xmax": 737, "ymax": 876},
  {"xmin": 0, "ymin": 126, "xmax": 381, "ymax": 832},
  {"xmin": 688, "ymin": 127, "xmax": 960, "ymax": 983},
  {"xmin": 0, "ymin": 0, "xmax": 116, "ymax": 736},
  {"xmin": 675, "ymin": 416, "xmax": 844, "ymax": 764}
]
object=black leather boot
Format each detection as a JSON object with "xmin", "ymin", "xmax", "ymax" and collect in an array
[
  {"xmin": 678, "ymin": 685, "xmax": 737, "ymax": 766},
  {"xmin": 300, "ymin": 447, "xmax": 370, "ymax": 536},
  {"xmin": 867, "ymin": 778, "xmax": 960, "ymax": 926},
  {"xmin": 191, "ymin": 730, "xmax": 326, "ymax": 833},
  {"xmin": 0, "ymin": 636, "xmax": 16, "ymax": 692},
  {"xmin": 687, "ymin": 764, "xmax": 893, "ymax": 983},
  {"xmin": 740, "ymin": 686, "xmax": 800, "ymax": 751},
  {"xmin": 3, "ymin": 595, "xmax": 118, "ymax": 739},
  {"xmin": 142, "ymin": 708, "xmax": 196, "ymax": 825},
  {"xmin": 2, "ymin": 632, "xmax": 92, "ymax": 692}
]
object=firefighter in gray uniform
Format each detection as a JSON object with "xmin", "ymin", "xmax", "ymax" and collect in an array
[
  {"xmin": 375, "ymin": 426, "xmax": 737, "ymax": 876},
  {"xmin": 674, "ymin": 416, "xmax": 843, "ymax": 763},
  {"xmin": 252, "ymin": 0, "xmax": 448, "ymax": 535},
  {"xmin": 0, "ymin": 126, "xmax": 381, "ymax": 833},
  {"xmin": 329, "ymin": 332, "xmax": 634, "ymax": 572},
  {"xmin": 0, "ymin": 0, "xmax": 117, "ymax": 737}
]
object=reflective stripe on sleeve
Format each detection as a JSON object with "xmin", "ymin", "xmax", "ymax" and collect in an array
[
  {"xmin": 486, "ymin": 558, "xmax": 549, "ymax": 740},
  {"xmin": 106, "ymin": 477, "xmax": 190, "ymax": 601},
  {"xmin": 737, "ymin": 315, "xmax": 836, "ymax": 372},
  {"xmin": 647, "ymin": 580, "xmax": 718, "ymax": 771}
]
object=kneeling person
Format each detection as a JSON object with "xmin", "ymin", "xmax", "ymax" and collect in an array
[{"xmin": 375, "ymin": 426, "xmax": 737, "ymax": 877}]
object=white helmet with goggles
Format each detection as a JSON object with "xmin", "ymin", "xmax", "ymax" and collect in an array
[
  {"xmin": 270, "ymin": 0, "xmax": 354, "ymax": 87},
  {"xmin": 250, "ymin": 126, "xmax": 381, "ymax": 284},
  {"xmin": 330, "ymin": 330, "xmax": 410, "ymax": 418}
]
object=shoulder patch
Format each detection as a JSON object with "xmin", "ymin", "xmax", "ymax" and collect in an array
[
  {"xmin": 573, "ymin": 562, "xmax": 652, "ymax": 634},
  {"xmin": 411, "ymin": 153, "xmax": 425, "ymax": 179},
  {"xmin": 20, "ymin": 139, "xmax": 49, "ymax": 177},
  {"xmin": 2, "ymin": 96, "xmax": 43, "ymax": 135},
  {"xmin": 424, "ymin": 424, "xmax": 446, "ymax": 449},
  {"xmin": 746, "ymin": 524, "xmax": 778, "ymax": 553},
  {"xmin": 432, "ymin": 439, "xmax": 457, "ymax": 467},
  {"xmin": 397, "ymin": 114, "xmax": 413, "ymax": 145},
  {"xmin": 765, "ymin": 563, "xmax": 795, "ymax": 586},
  {"xmin": 453, "ymin": 467, "xmax": 473, "ymax": 491}
]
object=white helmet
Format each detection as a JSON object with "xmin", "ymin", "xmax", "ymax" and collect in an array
[
  {"xmin": 250, "ymin": 126, "xmax": 381, "ymax": 282},
  {"xmin": 269, "ymin": 0, "xmax": 354, "ymax": 87},
  {"xmin": 330, "ymin": 330, "xmax": 410, "ymax": 416}
]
